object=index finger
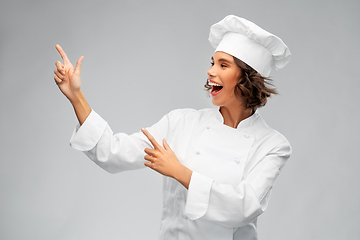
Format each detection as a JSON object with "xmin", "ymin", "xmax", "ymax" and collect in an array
[
  {"xmin": 141, "ymin": 128, "xmax": 161, "ymax": 149},
  {"xmin": 55, "ymin": 44, "xmax": 71, "ymax": 65}
]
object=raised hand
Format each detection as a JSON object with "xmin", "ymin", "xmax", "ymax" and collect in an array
[
  {"xmin": 141, "ymin": 128, "xmax": 192, "ymax": 188},
  {"xmin": 53, "ymin": 44, "xmax": 91, "ymax": 125},
  {"xmin": 53, "ymin": 44, "xmax": 84, "ymax": 102}
]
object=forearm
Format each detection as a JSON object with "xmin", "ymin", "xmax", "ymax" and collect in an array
[
  {"xmin": 184, "ymin": 172, "xmax": 263, "ymax": 227},
  {"xmin": 173, "ymin": 165, "xmax": 193, "ymax": 189},
  {"xmin": 70, "ymin": 90, "xmax": 91, "ymax": 125},
  {"xmin": 184, "ymin": 143, "xmax": 291, "ymax": 227}
]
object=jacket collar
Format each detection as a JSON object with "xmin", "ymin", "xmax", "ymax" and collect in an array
[{"xmin": 214, "ymin": 107, "xmax": 260, "ymax": 129}]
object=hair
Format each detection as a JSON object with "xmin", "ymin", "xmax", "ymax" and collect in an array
[{"xmin": 204, "ymin": 56, "xmax": 278, "ymax": 111}]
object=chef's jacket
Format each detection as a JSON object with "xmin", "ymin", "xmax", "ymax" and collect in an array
[{"xmin": 70, "ymin": 108, "xmax": 291, "ymax": 240}]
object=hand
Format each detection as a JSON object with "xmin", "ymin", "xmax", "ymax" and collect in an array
[
  {"xmin": 142, "ymin": 128, "xmax": 183, "ymax": 179},
  {"xmin": 53, "ymin": 44, "xmax": 84, "ymax": 102},
  {"xmin": 141, "ymin": 128, "xmax": 193, "ymax": 188}
]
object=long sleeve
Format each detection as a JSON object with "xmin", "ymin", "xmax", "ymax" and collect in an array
[
  {"xmin": 68, "ymin": 107, "xmax": 291, "ymax": 239},
  {"xmin": 184, "ymin": 134, "xmax": 291, "ymax": 228},
  {"xmin": 69, "ymin": 110, "xmax": 172, "ymax": 173}
]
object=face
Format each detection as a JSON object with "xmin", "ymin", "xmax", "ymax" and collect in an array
[{"xmin": 207, "ymin": 51, "xmax": 242, "ymax": 108}]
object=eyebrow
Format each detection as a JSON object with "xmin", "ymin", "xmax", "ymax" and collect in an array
[{"xmin": 211, "ymin": 57, "xmax": 233, "ymax": 64}]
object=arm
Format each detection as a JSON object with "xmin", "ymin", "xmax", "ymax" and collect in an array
[
  {"xmin": 54, "ymin": 44, "xmax": 151, "ymax": 173},
  {"xmin": 70, "ymin": 111, "xmax": 147, "ymax": 173},
  {"xmin": 53, "ymin": 44, "xmax": 91, "ymax": 125},
  {"xmin": 136, "ymin": 112, "xmax": 291, "ymax": 227},
  {"xmin": 184, "ymin": 137, "xmax": 292, "ymax": 228},
  {"xmin": 70, "ymin": 109, "xmax": 183, "ymax": 173}
]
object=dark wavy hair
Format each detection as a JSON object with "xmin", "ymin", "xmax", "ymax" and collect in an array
[{"xmin": 204, "ymin": 56, "xmax": 278, "ymax": 111}]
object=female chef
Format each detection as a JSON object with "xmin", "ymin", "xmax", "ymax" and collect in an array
[{"xmin": 53, "ymin": 15, "xmax": 291, "ymax": 240}]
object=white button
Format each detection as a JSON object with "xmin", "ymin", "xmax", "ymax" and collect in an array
[
  {"xmin": 244, "ymin": 134, "xmax": 250, "ymax": 138},
  {"xmin": 206, "ymin": 125, "xmax": 210, "ymax": 129},
  {"xmin": 196, "ymin": 151, "xmax": 200, "ymax": 155},
  {"xmin": 234, "ymin": 158, "xmax": 240, "ymax": 163}
]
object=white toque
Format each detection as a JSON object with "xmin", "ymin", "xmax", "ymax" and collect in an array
[{"xmin": 209, "ymin": 15, "xmax": 291, "ymax": 77}]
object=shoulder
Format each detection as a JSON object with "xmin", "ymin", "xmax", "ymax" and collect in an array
[
  {"xmin": 244, "ymin": 114, "xmax": 292, "ymax": 172},
  {"xmin": 252, "ymin": 113, "xmax": 291, "ymax": 153}
]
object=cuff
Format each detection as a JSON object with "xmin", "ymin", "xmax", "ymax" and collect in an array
[
  {"xmin": 184, "ymin": 171, "xmax": 214, "ymax": 220},
  {"xmin": 69, "ymin": 110, "xmax": 108, "ymax": 151}
]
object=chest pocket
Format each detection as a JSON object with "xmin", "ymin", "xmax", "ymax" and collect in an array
[{"xmin": 186, "ymin": 124, "xmax": 255, "ymax": 186}]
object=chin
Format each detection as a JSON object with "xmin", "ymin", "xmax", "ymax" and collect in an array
[{"xmin": 211, "ymin": 99, "xmax": 222, "ymax": 107}]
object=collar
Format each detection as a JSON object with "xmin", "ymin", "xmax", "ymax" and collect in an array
[{"xmin": 214, "ymin": 107, "xmax": 259, "ymax": 129}]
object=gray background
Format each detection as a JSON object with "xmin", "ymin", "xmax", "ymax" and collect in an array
[{"xmin": 1, "ymin": 0, "xmax": 359, "ymax": 239}]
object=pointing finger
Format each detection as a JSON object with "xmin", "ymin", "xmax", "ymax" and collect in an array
[
  {"xmin": 55, "ymin": 44, "xmax": 71, "ymax": 65},
  {"xmin": 141, "ymin": 128, "xmax": 161, "ymax": 150}
]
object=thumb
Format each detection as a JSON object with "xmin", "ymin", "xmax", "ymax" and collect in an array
[
  {"xmin": 74, "ymin": 56, "xmax": 84, "ymax": 74},
  {"xmin": 163, "ymin": 138, "xmax": 171, "ymax": 150}
]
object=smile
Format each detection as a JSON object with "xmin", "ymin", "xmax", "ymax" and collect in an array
[{"xmin": 208, "ymin": 79, "xmax": 223, "ymax": 96}]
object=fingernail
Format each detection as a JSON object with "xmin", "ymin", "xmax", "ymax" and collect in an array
[
  {"xmin": 141, "ymin": 128, "xmax": 145, "ymax": 132},
  {"xmin": 60, "ymin": 71, "xmax": 65, "ymax": 75}
]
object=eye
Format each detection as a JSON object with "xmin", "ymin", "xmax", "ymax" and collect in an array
[
  {"xmin": 221, "ymin": 64, "xmax": 227, "ymax": 68},
  {"xmin": 210, "ymin": 61, "xmax": 214, "ymax": 66}
]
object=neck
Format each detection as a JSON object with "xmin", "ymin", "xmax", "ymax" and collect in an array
[{"xmin": 220, "ymin": 105, "xmax": 253, "ymax": 128}]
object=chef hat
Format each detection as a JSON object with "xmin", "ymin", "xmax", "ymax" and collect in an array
[{"xmin": 208, "ymin": 15, "xmax": 291, "ymax": 77}]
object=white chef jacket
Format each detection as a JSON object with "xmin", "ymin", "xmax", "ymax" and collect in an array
[{"xmin": 70, "ymin": 108, "xmax": 291, "ymax": 240}]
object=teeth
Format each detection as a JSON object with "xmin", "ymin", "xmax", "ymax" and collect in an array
[{"xmin": 208, "ymin": 80, "xmax": 222, "ymax": 87}]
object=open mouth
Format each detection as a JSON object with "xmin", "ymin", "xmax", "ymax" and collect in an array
[{"xmin": 208, "ymin": 79, "xmax": 223, "ymax": 95}]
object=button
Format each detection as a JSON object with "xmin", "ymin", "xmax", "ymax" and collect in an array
[
  {"xmin": 206, "ymin": 125, "xmax": 210, "ymax": 129},
  {"xmin": 196, "ymin": 151, "xmax": 200, "ymax": 155},
  {"xmin": 244, "ymin": 134, "xmax": 250, "ymax": 138},
  {"xmin": 234, "ymin": 157, "xmax": 240, "ymax": 163}
]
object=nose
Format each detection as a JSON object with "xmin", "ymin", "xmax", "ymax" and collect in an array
[{"xmin": 207, "ymin": 66, "xmax": 216, "ymax": 78}]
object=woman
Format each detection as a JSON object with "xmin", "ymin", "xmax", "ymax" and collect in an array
[{"xmin": 53, "ymin": 15, "xmax": 291, "ymax": 240}]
